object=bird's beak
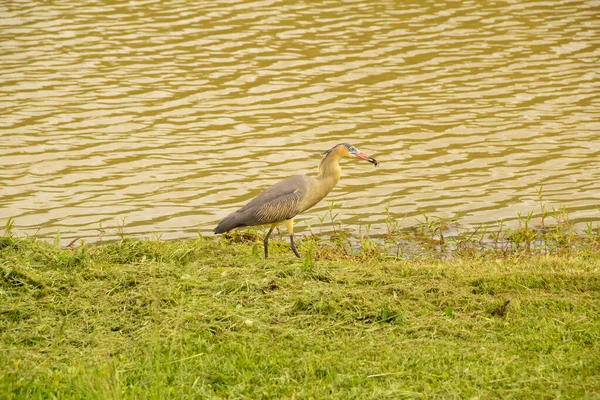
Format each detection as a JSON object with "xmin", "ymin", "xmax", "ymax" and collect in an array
[
  {"xmin": 353, "ymin": 150, "xmax": 370, "ymax": 161},
  {"xmin": 354, "ymin": 150, "xmax": 379, "ymax": 167}
]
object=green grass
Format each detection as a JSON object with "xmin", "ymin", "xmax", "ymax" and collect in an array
[{"xmin": 1, "ymin": 233, "xmax": 599, "ymax": 399}]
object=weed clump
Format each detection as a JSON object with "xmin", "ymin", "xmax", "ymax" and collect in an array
[{"xmin": 297, "ymin": 190, "xmax": 600, "ymax": 261}]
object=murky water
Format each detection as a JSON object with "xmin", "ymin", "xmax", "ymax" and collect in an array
[{"xmin": 1, "ymin": 0, "xmax": 599, "ymax": 242}]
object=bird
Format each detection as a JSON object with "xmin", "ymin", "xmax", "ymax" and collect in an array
[{"xmin": 214, "ymin": 143, "xmax": 379, "ymax": 258}]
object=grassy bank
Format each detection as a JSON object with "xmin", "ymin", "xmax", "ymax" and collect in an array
[{"xmin": 1, "ymin": 231, "xmax": 599, "ymax": 399}]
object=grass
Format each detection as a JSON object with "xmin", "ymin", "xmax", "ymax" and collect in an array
[
  {"xmin": 302, "ymin": 194, "xmax": 600, "ymax": 260},
  {"xmin": 1, "ymin": 220, "xmax": 600, "ymax": 398}
]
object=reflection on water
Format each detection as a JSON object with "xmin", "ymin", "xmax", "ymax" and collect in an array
[{"xmin": 1, "ymin": 0, "xmax": 599, "ymax": 242}]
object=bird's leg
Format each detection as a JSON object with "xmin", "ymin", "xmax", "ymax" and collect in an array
[
  {"xmin": 263, "ymin": 226, "xmax": 275, "ymax": 258},
  {"xmin": 287, "ymin": 219, "xmax": 301, "ymax": 258},
  {"xmin": 290, "ymin": 236, "xmax": 301, "ymax": 258}
]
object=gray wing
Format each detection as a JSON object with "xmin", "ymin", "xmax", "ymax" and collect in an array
[
  {"xmin": 240, "ymin": 175, "xmax": 308, "ymax": 223},
  {"xmin": 241, "ymin": 175, "xmax": 307, "ymax": 211},
  {"xmin": 214, "ymin": 175, "xmax": 308, "ymax": 233}
]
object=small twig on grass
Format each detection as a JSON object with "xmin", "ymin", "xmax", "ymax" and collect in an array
[
  {"xmin": 367, "ymin": 372, "xmax": 402, "ymax": 378},
  {"xmin": 65, "ymin": 237, "xmax": 81, "ymax": 248}
]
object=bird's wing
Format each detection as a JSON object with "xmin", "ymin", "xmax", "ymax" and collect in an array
[
  {"xmin": 241, "ymin": 175, "xmax": 307, "ymax": 209},
  {"xmin": 214, "ymin": 175, "xmax": 310, "ymax": 233},
  {"xmin": 239, "ymin": 175, "xmax": 308, "ymax": 224}
]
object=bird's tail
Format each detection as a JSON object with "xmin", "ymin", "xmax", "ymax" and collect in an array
[{"xmin": 214, "ymin": 213, "xmax": 246, "ymax": 234}]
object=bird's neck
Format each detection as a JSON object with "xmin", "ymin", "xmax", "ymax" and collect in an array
[{"xmin": 317, "ymin": 152, "xmax": 342, "ymax": 190}]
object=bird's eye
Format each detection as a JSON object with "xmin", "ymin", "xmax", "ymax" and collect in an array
[{"xmin": 349, "ymin": 146, "xmax": 356, "ymax": 152}]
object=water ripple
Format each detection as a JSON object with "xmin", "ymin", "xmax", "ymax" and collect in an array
[{"xmin": 1, "ymin": 0, "xmax": 598, "ymax": 242}]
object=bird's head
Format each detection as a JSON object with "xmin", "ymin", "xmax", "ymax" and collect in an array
[{"xmin": 322, "ymin": 143, "xmax": 379, "ymax": 166}]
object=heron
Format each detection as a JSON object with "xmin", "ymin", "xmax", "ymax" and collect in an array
[{"xmin": 214, "ymin": 143, "xmax": 379, "ymax": 258}]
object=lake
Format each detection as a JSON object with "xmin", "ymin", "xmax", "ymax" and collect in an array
[{"xmin": 1, "ymin": 0, "xmax": 599, "ymax": 242}]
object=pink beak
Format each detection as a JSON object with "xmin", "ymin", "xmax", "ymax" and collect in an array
[
  {"xmin": 354, "ymin": 150, "xmax": 370, "ymax": 161},
  {"xmin": 353, "ymin": 149, "xmax": 379, "ymax": 166}
]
